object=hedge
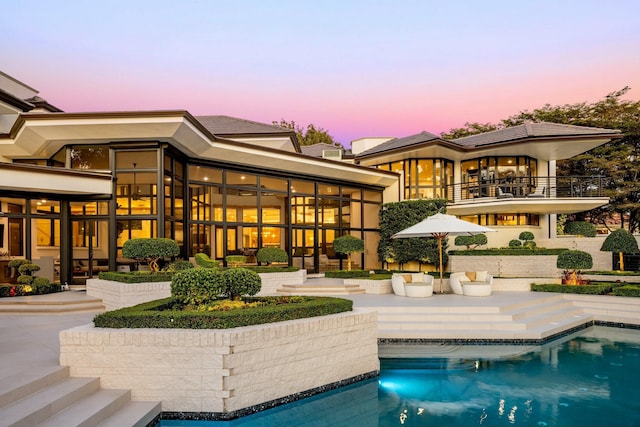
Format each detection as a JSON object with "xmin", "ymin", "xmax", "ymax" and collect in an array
[
  {"xmin": 531, "ymin": 282, "xmax": 622, "ymax": 295},
  {"xmin": 325, "ymin": 270, "xmax": 371, "ymax": 279},
  {"xmin": 613, "ymin": 285, "xmax": 640, "ymax": 297},
  {"xmin": 450, "ymin": 248, "xmax": 568, "ymax": 256},
  {"xmin": 194, "ymin": 253, "xmax": 219, "ymax": 268},
  {"xmin": 93, "ymin": 296, "xmax": 353, "ymax": 329},
  {"xmin": 98, "ymin": 271, "xmax": 174, "ymax": 283},
  {"xmin": 563, "ymin": 221, "xmax": 597, "ymax": 237},
  {"xmin": 0, "ymin": 282, "xmax": 61, "ymax": 298}
]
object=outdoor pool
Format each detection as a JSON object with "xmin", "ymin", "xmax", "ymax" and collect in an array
[{"xmin": 158, "ymin": 325, "xmax": 640, "ymax": 426}]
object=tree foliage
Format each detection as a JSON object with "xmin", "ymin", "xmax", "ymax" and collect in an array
[
  {"xmin": 273, "ymin": 119, "xmax": 342, "ymax": 147},
  {"xmin": 122, "ymin": 238, "xmax": 181, "ymax": 272},
  {"xmin": 454, "ymin": 234, "xmax": 487, "ymax": 250},
  {"xmin": 378, "ymin": 199, "xmax": 448, "ymax": 269},
  {"xmin": 600, "ymin": 228, "xmax": 639, "ymax": 271},
  {"xmin": 333, "ymin": 235, "xmax": 364, "ymax": 271},
  {"xmin": 442, "ymin": 87, "xmax": 640, "ymax": 232}
]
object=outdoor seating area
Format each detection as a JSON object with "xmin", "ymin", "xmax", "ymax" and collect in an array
[
  {"xmin": 449, "ymin": 271, "xmax": 493, "ymax": 296},
  {"xmin": 391, "ymin": 272, "xmax": 434, "ymax": 297}
]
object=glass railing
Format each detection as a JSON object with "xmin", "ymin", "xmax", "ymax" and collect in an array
[{"xmin": 445, "ymin": 176, "xmax": 609, "ymax": 202}]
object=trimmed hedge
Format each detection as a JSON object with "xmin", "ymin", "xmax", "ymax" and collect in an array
[
  {"xmin": 225, "ymin": 255, "xmax": 246, "ymax": 267},
  {"xmin": 0, "ymin": 282, "xmax": 61, "ymax": 297},
  {"xmin": 171, "ymin": 268, "xmax": 225, "ymax": 305},
  {"xmin": 531, "ymin": 282, "xmax": 622, "ymax": 295},
  {"xmin": 194, "ymin": 253, "xmax": 219, "ymax": 268},
  {"xmin": 98, "ymin": 271, "xmax": 174, "ymax": 283},
  {"xmin": 244, "ymin": 266, "xmax": 299, "ymax": 273},
  {"xmin": 93, "ymin": 296, "xmax": 353, "ymax": 329},
  {"xmin": 325, "ymin": 270, "xmax": 371, "ymax": 279},
  {"xmin": 613, "ymin": 285, "xmax": 640, "ymax": 297},
  {"xmin": 563, "ymin": 221, "xmax": 597, "ymax": 237},
  {"xmin": 256, "ymin": 247, "xmax": 288, "ymax": 265},
  {"xmin": 557, "ymin": 250, "xmax": 593, "ymax": 270}
]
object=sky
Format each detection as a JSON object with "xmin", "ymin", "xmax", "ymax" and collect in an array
[{"xmin": 2, "ymin": 0, "xmax": 640, "ymax": 147}]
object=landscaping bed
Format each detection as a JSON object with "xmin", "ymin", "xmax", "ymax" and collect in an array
[{"xmin": 0, "ymin": 282, "xmax": 60, "ymax": 298}]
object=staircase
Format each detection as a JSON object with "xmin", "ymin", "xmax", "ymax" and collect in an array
[
  {"xmin": 0, "ymin": 293, "xmax": 105, "ymax": 314},
  {"xmin": 0, "ymin": 365, "xmax": 160, "ymax": 427},
  {"xmin": 376, "ymin": 294, "xmax": 593, "ymax": 340},
  {"xmin": 276, "ymin": 283, "xmax": 366, "ymax": 295}
]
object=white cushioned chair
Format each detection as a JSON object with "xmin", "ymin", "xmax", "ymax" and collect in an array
[
  {"xmin": 391, "ymin": 273, "xmax": 434, "ymax": 297},
  {"xmin": 449, "ymin": 271, "xmax": 493, "ymax": 296}
]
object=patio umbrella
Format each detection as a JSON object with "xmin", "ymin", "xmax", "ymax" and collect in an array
[{"xmin": 392, "ymin": 213, "xmax": 496, "ymax": 293}]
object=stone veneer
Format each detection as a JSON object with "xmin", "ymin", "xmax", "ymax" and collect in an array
[
  {"xmin": 59, "ymin": 309, "xmax": 379, "ymax": 416},
  {"xmin": 344, "ymin": 278, "xmax": 392, "ymax": 294}
]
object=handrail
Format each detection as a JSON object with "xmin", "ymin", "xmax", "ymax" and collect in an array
[{"xmin": 444, "ymin": 176, "xmax": 608, "ymax": 203}]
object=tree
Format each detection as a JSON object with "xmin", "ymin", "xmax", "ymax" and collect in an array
[
  {"xmin": 442, "ymin": 88, "xmax": 640, "ymax": 232},
  {"xmin": 273, "ymin": 119, "xmax": 342, "ymax": 147},
  {"xmin": 454, "ymin": 234, "xmax": 487, "ymax": 250},
  {"xmin": 557, "ymin": 250, "xmax": 593, "ymax": 285},
  {"xmin": 600, "ymin": 228, "xmax": 639, "ymax": 271},
  {"xmin": 333, "ymin": 235, "xmax": 364, "ymax": 271},
  {"xmin": 122, "ymin": 238, "xmax": 181, "ymax": 272}
]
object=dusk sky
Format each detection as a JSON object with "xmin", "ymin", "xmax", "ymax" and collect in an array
[{"xmin": 3, "ymin": 0, "xmax": 639, "ymax": 146}]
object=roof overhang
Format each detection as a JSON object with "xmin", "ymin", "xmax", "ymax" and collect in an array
[
  {"xmin": 3, "ymin": 111, "xmax": 398, "ymax": 188},
  {"xmin": 357, "ymin": 134, "xmax": 622, "ymax": 166},
  {"xmin": 446, "ymin": 197, "xmax": 610, "ymax": 216},
  {"xmin": 0, "ymin": 163, "xmax": 112, "ymax": 197}
]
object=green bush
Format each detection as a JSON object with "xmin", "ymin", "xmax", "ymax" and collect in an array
[
  {"xmin": 8, "ymin": 259, "xmax": 28, "ymax": 269},
  {"xmin": 225, "ymin": 255, "xmax": 247, "ymax": 267},
  {"xmin": 334, "ymin": 235, "xmax": 365, "ymax": 271},
  {"xmin": 18, "ymin": 263, "xmax": 40, "ymax": 276},
  {"xmin": 171, "ymin": 268, "xmax": 225, "ymax": 305},
  {"xmin": 122, "ymin": 238, "xmax": 181, "ymax": 272},
  {"xmin": 563, "ymin": 221, "xmax": 597, "ymax": 237},
  {"xmin": 194, "ymin": 253, "xmax": 219, "ymax": 268},
  {"xmin": 523, "ymin": 240, "xmax": 537, "ymax": 249},
  {"xmin": 532, "ymin": 283, "xmax": 616, "ymax": 295},
  {"xmin": 243, "ymin": 266, "xmax": 299, "ymax": 273},
  {"xmin": 17, "ymin": 275, "xmax": 34, "ymax": 285},
  {"xmin": 601, "ymin": 228, "xmax": 640, "ymax": 271},
  {"xmin": 222, "ymin": 268, "xmax": 262, "ymax": 300},
  {"xmin": 519, "ymin": 231, "xmax": 535, "ymax": 241},
  {"xmin": 33, "ymin": 277, "xmax": 50, "ymax": 286},
  {"xmin": 98, "ymin": 271, "xmax": 174, "ymax": 283},
  {"xmin": 509, "ymin": 239, "xmax": 522, "ymax": 248},
  {"xmin": 163, "ymin": 260, "xmax": 194, "ymax": 272},
  {"xmin": 450, "ymin": 248, "xmax": 567, "ymax": 256},
  {"xmin": 0, "ymin": 282, "xmax": 60, "ymax": 297},
  {"xmin": 557, "ymin": 250, "xmax": 593, "ymax": 270},
  {"xmin": 613, "ymin": 285, "xmax": 640, "ymax": 297},
  {"xmin": 93, "ymin": 296, "xmax": 353, "ymax": 329},
  {"xmin": 256, "ymin": 247, "xmax": 288, "ymax": 265},
  {"xmin": 325, "ymin": 270, "xmax": 370, "ymax": 279},
  {"xmin": 454, "ymin": 234, "xmax": 487, "ymax": 250}
]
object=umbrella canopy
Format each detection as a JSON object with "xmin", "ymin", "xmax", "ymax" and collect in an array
[{"xmin": 392, "ymin": 213, "xmax": 496, "ymax": 293}]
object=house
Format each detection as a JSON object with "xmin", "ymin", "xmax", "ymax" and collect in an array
[{"xmin": 0, "ymin": 71, "xmax": 398, "ymax": 285}]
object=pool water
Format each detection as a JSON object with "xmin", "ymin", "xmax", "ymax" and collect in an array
[{"xmin": 159, "ymin": 326, "xmax": 640, "ymax": 427}]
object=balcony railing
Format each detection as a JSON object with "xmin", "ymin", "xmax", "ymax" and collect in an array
[{"xmin": 445, "ymin": 176, "xmax": 609, "ymax": 203}]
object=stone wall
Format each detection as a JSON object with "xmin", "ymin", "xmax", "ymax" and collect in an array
[
  {"xmin": 256, "ymin": 269, "xmax": 307, "ymax": 295},
  {"xmin": 59, "ymin": 309, "xmax": 379, "ymax": 415},
  {"xmin": 86, "ymin": 279, "xmax": 171, "ymax": 311},
  {"xmin": 344, "ymin": 278, "xmax": 392, "ymax": 294}
]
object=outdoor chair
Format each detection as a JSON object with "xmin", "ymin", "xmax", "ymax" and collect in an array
[
  {"xmin": 496, "ymin": 187, "xmax": 514, "ymax": 199},
  {"xmin": 391, "ymin": 272, "xmax": 434, "ymax": 297},
  {"xmin": 449, "ymin": 271, "xmax": 493, "ymax": 296},
  {"xmin": 526, "ymin": 186, "xmax": 546, "ymax": 198}
]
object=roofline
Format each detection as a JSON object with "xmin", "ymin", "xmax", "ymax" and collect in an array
[
  {"xmin": 0, "ymin": 161, "xmax": 113, "ymax": 180},
  {"xmin": 355, "ymin": 138, "xmax": 465, "ymax": 160},
  {"xmin": 0, "ymin": 89, "xmax": 34, "ymax": 112}
]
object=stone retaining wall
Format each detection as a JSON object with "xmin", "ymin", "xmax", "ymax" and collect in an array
[
  {"xmin": 343, "ymin": 278, "xmax": 392, "ymax": 294},
  {"xmin": 256, "ymin": 269, "xmax": 307, "ymax": 295},
  {"xmin": 59, "ymin": 309, "xmax": 379, "ymax": 415},
  {"xmin": 86, "ymin": 279, "xmax": 171, "ymax": 311},
  {"xmin": 449, "ymin": 255, "xmax": 563, "ymax": 278}
]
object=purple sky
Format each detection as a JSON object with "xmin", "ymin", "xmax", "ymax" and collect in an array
[{"xmin": 3, "ymin": 0, "xmax": 639, "ymax": 147}]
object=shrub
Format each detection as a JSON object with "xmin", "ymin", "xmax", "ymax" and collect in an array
[
  {"xmin": 334, "ymin": 235, "xmax": 365, "ymax": 271},
  {"xmin": 225, "ymin": 255, "xmax": 247, "ymax": 267},
  {"xmin": 564, "ymin": 221, "xmax": 597, "ymax": 237},
  {"xmin": 122, "ymin": 238, "xmax": 181, "ymax": 272},
  {"xmin": 454, "ymin": 234, "xmax": 487, "ymax": 250},
  {"xmin": 557, "ymin": 250, "xmax": 593, "ymax": 285},
  {"xmin": 17, "ymin": 275, "xmax": 34, "ymax": 285},
  {"xmin": 170, "ymin": 268, "xmax": 225, "ymax": 305},
  {"xmin": 256, "ymin": 247, "xmax": 288, "ymax": 265},
  {"xmin": 33, "ymin": 277, "xmax": 50, "ymax": 286},
  {"xmin": 325, "ymin": 270, "xmax": 371, "ymax": 279},
  {"xmin": 8, "ymin": 259, "xmax": 28, "ymax": 269},
  {"xmin": 519, "ymin": 231, "xmax": 535, "ymax": 241},
  {"xmin": 18, "ymin": 263, "xmax": 40, "ymax": 276},
  {"xmin": 222, "ymin": 268, "xmax": 262, "ymax": 300},
  {"xmin": 532, "ymin": 283, "xmax": 615, "ymax": 295},
  {"xmin": 523, "ymin": 240, "xmax": 537, "ymax": 249},
  {"xmin": 613, "ymin": 285, "xmax": 640, "ymax": 297},
  {"xmin": 601, "ymin": 228, "xmax": 640, "ymax": 271},
  {"xmin": 163, "ymin": 260, "xmax": 194, "ymax": 272},
  {"xmin": 509, "ymin": 239, "xmax": 522, "ymax": 248},
  {"xmin": 99, "ymin": 271, "xmax": 174, "ymax": 283},
  {"xmin": 0, "ymin": 282, "xmax": 60, "ymax": 297},
  {"xmin": 194, "ymin": 253, "xmax": 219, "ymax": 268}
]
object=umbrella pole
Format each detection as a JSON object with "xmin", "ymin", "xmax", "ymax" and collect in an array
[{"xmin": 438, "ymin": 238, "xmax": 444, "ymax": 293}]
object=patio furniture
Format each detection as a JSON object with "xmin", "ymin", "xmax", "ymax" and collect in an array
[
  {"xmin": 526, "ymin": 186, "xmax": 546, "ymax": 198},
  {"xmin": 449, "ymin": 271, "xmax": 493, "ymax": 296},
  {"xmin": 391, "ymin": 272, "xmax": 434, "ymax": 297},
  {"xmin": 496, "ymin": 187, "xmax": 514, "ymax": 199}
]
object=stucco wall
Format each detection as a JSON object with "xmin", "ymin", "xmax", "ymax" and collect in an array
[{"xmin": 59, "ymin": 309, "xmax": 379, "ymax": 414}]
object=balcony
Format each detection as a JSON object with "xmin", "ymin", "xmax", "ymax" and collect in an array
[{"xmin": 445, "ymin": 176, "xmax": 610, "ymax": 216}]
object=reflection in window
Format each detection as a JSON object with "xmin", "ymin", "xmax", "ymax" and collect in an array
[
  {"xmin": 36, "ymin": 219, "xmax": 60, "ymax": 247},
  {"xmin": 70, "ymin": 145, "xmax": 110, "ymax": 170}
]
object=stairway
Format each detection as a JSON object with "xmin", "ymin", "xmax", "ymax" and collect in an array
[
  {"xmin": 0, "ymin": 293, "xmax": 105, "ymax": 314},
  {"xmin": 376, "ymin": 294, "xmax": 593, "ymax": 340},
  {"xmin": 276, "ymin": 283, "xmax": 366, "ymax": 295},
  {"xmin": 0, "ymin": 365, "xmax": 160, "ymax": 427}
]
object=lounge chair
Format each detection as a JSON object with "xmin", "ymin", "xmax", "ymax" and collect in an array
[
  {"xmin": 526, "ymin": 187, "xmax": 545, "ymax": 198},
  {"xmin": 496, "ymin": 187, "xmax": 514, "ymax": 199},
  {"xmin": 391, "ymin": 273, "xmax": 434, "ymax": 297},
  {"xmin": 449, "ymin": 271, "xmax": 493, "ymax": 296}
]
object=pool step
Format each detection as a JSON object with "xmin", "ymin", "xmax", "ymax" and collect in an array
[{"xmin": 0, "ymin": 364, "xmax": 160, "ymax": 427}]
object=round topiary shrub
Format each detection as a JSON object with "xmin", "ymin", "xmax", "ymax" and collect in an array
[
  {"xmin": 557, "ymin": 250, "xmax": 593, "ymax": 270},
  {"xmin": 18, "ymin": 263, "xmax": 40, "ymax": 276},
  {"xmin": 163, "ymin": 260, "xmax": 194, "ymax": 272},
  {"xmin": 194, "ymin": 253, "xmax": 219, "ymax": 268},
  {"xmin": 171, "ymin": 268, "xmax": 225, "ymax": 305},
  {"xmin": 509, "ymin": 239, "xmax": 522, "ymax": 248},
  {"xmin": 17, "ymin": 275, "xmax": 34, "ymax": 285},
  {"xmin": 8, "ymin": 259, "xmax": 28, "ymax": 269},
  {"xmin": 601, "ymin": 228, "xmax": 640, "ymax": 271},
  {"xmin": 256, "ymin": 247, "xmax": 288, "ymax": 265},
  {"xmin": 122, "ymin": 238, "xmax": 181, "ymax": 272},
  {"xmin": 222, "ymin": 268, "xmax": 262, "ymax": 300},
  {"xmin": 519, "ymin": 231, "xmax": 535, "ymax": 241},
  {"xmin": 523, "ymin": 240, "xmax": 537, "ymax": 249},
  {"xmin": 564, "ymin": 221, "xmax": 597, "ymax": 237},
  {"xmin": 33, "ymin": 277, "xmax": 50, "ymax": 286}
]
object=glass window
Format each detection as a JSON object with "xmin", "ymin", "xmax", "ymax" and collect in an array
[
  {"xmin": 189, "ymin": 165, "xmax": 222, "ymax": 183},
  {"xmin": 70, "ymin": 145, "xmax": 110, "ymax": 170},
  {"xmin": 227, "ymin": 171, "xmax": 257, "ymax": 186},
  {"xmin": 30, "ymin": 200, "xmax": 60, "ymax": 214},
  {"xmin": 70, "ymin": 201, "xmax": 109, "ymax": 216},
  {"xmin": 260, "ymin": 176, "xmax": 288, "ymax": 192},
  {"xmin": 116, "ymin": 150, "xmax": 157, "ymax": 169},
  {"xmin": 36, "ymin": 218, "xmax": 60, "ymax": 246},
  {"xmin": 290, "ymin": 180, "xmax": 314, "ymax": 195}
]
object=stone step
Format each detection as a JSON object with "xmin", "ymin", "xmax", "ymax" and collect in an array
[
  {"xmin": 0, "ymin": 365, "xmax": 70, "ymax": 409},
  {"xmin": 276, "ymin": 284, "xmax": 366, "ymax": 295},
  {"xmin": 95, "ymin": 401, "xmax": 161, "ymax": 427},
  {"xmin": 36, "ymin": 388, "xmax": 132, "ymax": 427},
  {"xmin": 0, "ymin": 296, "xmax": 105, "ymax": 314}
]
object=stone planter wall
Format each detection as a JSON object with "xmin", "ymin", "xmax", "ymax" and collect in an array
[
  {"xmin": 343, "ymin": 278, "xmax": 392, "ymax": 294},
  {"xmin": 59, "ymin": 309, "xmax": 379, "ymax": 415},
  {"xmin": 257, "ymin": 269, "xmax": 307, "ymax": 295},
  {"xmin": 449, "ymin": 255, "xmax": 563, "ymax": 278},
  {"xmin": 86, "ymin": 279, "xmax": 171, "ymax": 311}
]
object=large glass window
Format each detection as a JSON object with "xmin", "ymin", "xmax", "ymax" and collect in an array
[
  {"xmin": 462, "ymin": 156, "xmax": 538, "ymax": 199},
  {"xmin": 375, "ymin": 159, "xmax": 453, "ymax": 200}
]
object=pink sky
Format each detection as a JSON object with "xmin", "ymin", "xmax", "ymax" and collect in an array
[{"xmin": 3, "ymin": 1, "xmax": 639, "ymax": 146}]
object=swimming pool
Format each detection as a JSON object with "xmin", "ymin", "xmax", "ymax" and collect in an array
[{"xmin": 158, "ymin": 325, "xmax": 640, "ymax": 426}]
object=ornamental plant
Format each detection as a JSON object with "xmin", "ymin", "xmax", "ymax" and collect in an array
[
  {"xmin": 194, "ymin": 252, "xmax": 219, "ymax": 268},
  {"xmin": 221, "ymin": 268, "xmax": 261, "ymax": 300},
  {"xmin": 170, "ymin": 268, "xmax": 225, "ymax": 305},
  {"xmin": 600, "ymin": 228, "xmax": 639, "ymax": 271},
  {"xmin": 334, "ymin": 235, "xmax": 364, "ymax": 271},
  {"xmin": 454, "ymin": 234, "xmax": 487, "ymax": 250},
  {"xmin": 557, "ymin": 250, "xmax": 593, "ymax": 285},
  {"xmin": 509, "ymin": 239, "xmax": 522, "ymax": 248},
  {"xmin": 256, "ymin": 247, "xmax": 288, "ymax": 265},
  {"xmin": 564, "ymin": 221, "xmax": 597, "ymax": 237},
  {"xmin": 122, "ymin": 238, "xmax": 181, "ymax": 272}
]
